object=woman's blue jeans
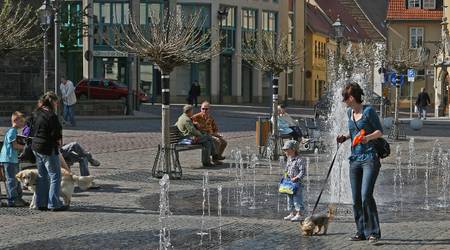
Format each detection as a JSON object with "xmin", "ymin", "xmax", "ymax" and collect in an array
[
  {"xmin": 34, "ymin": 150, "xmax": 63, "ymax": 209},
  {"xmin": 349, "ymin": 158, "xmax": 381, "ymax": 238}
]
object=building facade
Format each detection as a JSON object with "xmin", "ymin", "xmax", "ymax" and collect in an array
[
  {"xmin": 74, "ymin": 0, "xmax": 305, "ymax": 105},
  {"xmin": 386, "ymin": 0, "xmax": 443, "ymax": 111}
]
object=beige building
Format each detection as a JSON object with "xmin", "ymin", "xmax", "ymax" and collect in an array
[
  {"xmin": 435, "ymin": 0, "xmax": 450, "ymax": 117},
  {"xmin": 80, "ymin": 0, "xmax": 305, "ymax": 105},
  {"xmin": 386, "ymin": 0, "xmax": 443, "ymax": 111}
]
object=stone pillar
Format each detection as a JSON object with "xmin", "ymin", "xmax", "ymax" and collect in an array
[
  {"xmin": 210, "ymin": 2, "xmax": 220, "ymax": 103},
  {"xmin": 233, "ymin": 6, "xmax": 242, "ymax": 103},
  {"xmin": 434, "ymin": 67, "xmax": 441, "ymax": 117}
]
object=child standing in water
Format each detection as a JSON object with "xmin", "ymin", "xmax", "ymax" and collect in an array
[{"xmin": 282, "ymin": 140, "xmax": 306, "ymax": 221}]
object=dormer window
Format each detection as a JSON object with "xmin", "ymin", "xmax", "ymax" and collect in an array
[
  {"xmin": 423, "ymin": 0, "xmax": 436, "ymax": 9},
  {"xmin": 408, "ymin": 0, "xmax": 421, "ymax": 8}
]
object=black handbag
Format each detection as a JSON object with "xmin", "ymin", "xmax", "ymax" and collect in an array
[
  {"xmin": 18, "ymin": 141, "xmax": 36, "ymax": 163},
  {"xmin": 371, "ymin": 137, "xmax": 390, "ymax": 159},
  {"xmin": 352, "ymin": 112, "xmax": 390, "ymax": 159}
]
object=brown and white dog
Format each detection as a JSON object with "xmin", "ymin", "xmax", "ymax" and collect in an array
[
  {"xmin": 300, "ymin": 205, "xmax": 336, "ymax": 236},
  {"xmin": 16, "ymin": 168, "xmax": 94, "ymax": 209}
]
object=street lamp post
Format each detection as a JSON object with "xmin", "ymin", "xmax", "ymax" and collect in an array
[
  {"xmin": 332, "ymin": 17, "xmax": 344, "ymax": 80},
  {"xmin": 52, "ymin": 0, "xmax": 60, "ymax": 95},
  {"xmin": 38, "ymin": 0, "xmax": 52, "ymax": 94}
]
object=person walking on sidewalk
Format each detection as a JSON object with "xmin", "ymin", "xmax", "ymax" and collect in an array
[
  {"xmin": 60, "ymin": 77, "xmax": 77, "ymax": 126},
  {"xmin": 415, "ymin": 87, "xmax": 430, "ymax": 120},
  {"xmin": 188, "ymin": 81, "xmax": 201, "ymax": 107}
]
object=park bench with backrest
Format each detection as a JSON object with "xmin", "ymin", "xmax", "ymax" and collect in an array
[{"xmin": 152, "ymin": 125, "xmax": 203, "ymax": 178}]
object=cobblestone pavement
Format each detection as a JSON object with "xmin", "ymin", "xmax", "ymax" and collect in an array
[{"xmin": 0, "ymin": 105, "xmax": 450, "ymax": 249}]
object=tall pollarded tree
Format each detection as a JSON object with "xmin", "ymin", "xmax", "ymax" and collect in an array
[
  {"xmin": 0, "ymin": 0, "xmax": 39, "ymax": 56},
  {"xmin": 242, "ymin": 31, "xmax": 302, "ymax": 159},
  {"xmin": 111, "ymin": 7, "xmax": 221, "ymax": 178}
]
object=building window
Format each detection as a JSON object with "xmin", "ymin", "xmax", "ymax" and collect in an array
[
  {"xmin": 408, "ymin": 0, "xmax": 421, "ymax": 8},
  {"xmin": 93, "ymin": 1, "xmax": 130, "ymax": 46},
  {"xmin": 287, "ymin": 70, "xmax": 293, "ymax": 99},
  {"xmin": 314, "ymin": 41, "xmax": 318, "ymax": 58},
  {"xmin": 288, "ymin": 8, "xmax": 294, "ymax": 53},
  {"xmin": 423, "ymin": 0, "xmax": 436, "ymax": 9},
  {"xmin": 140, "ymin": 2, "xmax": 162, "ymax": 25},
  {"xmin": 314, "ymin": 79, "xmax": 318, "ymax": 98},
  {"xmin": 220, "ymin": 6, "xmax": 236, "ymax": 50},
  {"xmin": 262, "ymin": 11, "xmax": 277, "ymax": 32},
  {"xmin": 60, "ymin": 1, "xmax": 83, "ymax": 48},
  {"xmin": 410, "ymin": 27, "xmax": 424, "ymax": 48},
  {"xmin": 242, "ymin": 9, "xmax": 257, "ymax": 51}
]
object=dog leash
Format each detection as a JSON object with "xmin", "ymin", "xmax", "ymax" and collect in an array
[{"xmin": 310, "ymin": 143, "xmax": 341, "ymax": 215}]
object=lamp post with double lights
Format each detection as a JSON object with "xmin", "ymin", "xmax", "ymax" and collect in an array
[{"xmin": 38, "ymin": 0, "xmax": 53, "ymax": 93}]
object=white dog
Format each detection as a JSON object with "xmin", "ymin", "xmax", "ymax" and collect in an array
[{"xmin": 16, "ymin": 168, "xmax": 94, "ymax": 209}]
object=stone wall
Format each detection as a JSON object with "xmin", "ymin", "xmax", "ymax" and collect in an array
[{"xmin": 0, "ymin": 100, "xmax": 126, "ymax": 117}]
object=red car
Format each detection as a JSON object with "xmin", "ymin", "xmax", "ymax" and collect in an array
[{"xmin": 75, "ymin": 79, "xmax": 149, "ymax": 102}]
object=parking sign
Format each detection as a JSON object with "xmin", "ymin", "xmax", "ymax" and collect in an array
[{"xmin": 407, "ymin": 68, "xmax": 416, "ymax": 82}]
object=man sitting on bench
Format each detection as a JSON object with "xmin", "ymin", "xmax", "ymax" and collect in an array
[{"xmin": 176, "ymin": 105, "xmax": 222, "ymax": 167}]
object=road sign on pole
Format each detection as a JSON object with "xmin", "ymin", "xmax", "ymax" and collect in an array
[
  {"xmin": 407, "ymin": 69, "xmax": 416, "ymax": 119},
  {"xmin": 407, "ymin": 68, "xmax": 416, "ymax": 82}
]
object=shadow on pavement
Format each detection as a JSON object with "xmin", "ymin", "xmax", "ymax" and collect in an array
[
  {"xmin": 70, "ymin": 205, "xmax": 155, "ymax": 215},
  {"xmin": 375, "ymin": 238, "xmax": 450, "ymax": 246}
]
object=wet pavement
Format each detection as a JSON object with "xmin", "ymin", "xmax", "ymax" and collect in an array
[{"xmin": 0, "ymin": 105, "xmax": 450, "ymax": 249}]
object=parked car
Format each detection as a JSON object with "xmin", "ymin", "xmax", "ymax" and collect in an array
[{"xmin": 75, "ymin": 79, "xmax": 149, "ymax": 102}]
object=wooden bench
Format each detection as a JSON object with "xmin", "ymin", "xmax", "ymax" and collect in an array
[{"xmin": 152, "ymin": 125, "xmax": 203, "ymax": 178}]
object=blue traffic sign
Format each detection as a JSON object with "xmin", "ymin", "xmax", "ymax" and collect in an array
[
  {"xmin": 390, "ymin": 73, "xmax": 405, "ymax": 86},
  {"xmin": 407, "ymin": 68, "xmax": 416, "ymax": 81}
]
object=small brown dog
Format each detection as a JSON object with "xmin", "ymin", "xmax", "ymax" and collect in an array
[{"xmin": 300, "ymin": 204, "xmax": 336, "ymax": 236}]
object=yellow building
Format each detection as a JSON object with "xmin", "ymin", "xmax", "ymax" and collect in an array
[{"xmin": 305, "ymin": 2, "xmax": 330, "ymax": 105}]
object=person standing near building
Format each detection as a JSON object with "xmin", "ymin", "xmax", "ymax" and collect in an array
[
  {"xmin": 188, "ymin": 81, "xmax": 201, "ymax": 107},
  {"xmin": 32, "ymin": 92, "xmax": 67, "ymax": 211},
  {"xmin": 60, "ymin": 77, "xmax": 77, "ymax": 126},
  {"xmin": 415, "ymin": 87, "xmax": 431, "ymax": 120}
]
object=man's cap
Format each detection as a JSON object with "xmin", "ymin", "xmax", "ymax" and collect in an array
[
  {"xmin": 183, "ymin": 105, "xmax": 193, "ymax": 113},
  {"xmin": 282, "ymin": 140, "xmax": 299, "ymax": 151}
]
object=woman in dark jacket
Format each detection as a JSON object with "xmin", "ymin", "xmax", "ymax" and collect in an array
[{"xmin": 32, "ymin": 91, "xmax": 67, "ymax": 211}]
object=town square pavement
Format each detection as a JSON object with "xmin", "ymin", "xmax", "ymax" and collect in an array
[{"xmin": 0, "ymin": 104, "xmax": 449, "ymax": 249}]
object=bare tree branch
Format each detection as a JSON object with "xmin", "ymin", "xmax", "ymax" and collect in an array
[
  {"xmin": 386, "ymin": 42, "xmax": 424, "ymax": 73},
  {"xmin": 110, "ymin": 9, "xmax": 221, "ymax": 74},
  {"xmin": 0, "ymin": 0, "xmax": 39, "ymax": 56},
  {"xmin": 241, "ymin": 31, "xmax": 302, "ymax": 75}
]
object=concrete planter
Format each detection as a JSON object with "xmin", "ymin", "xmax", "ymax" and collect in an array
[
  {"xmin": 410, "ymin": 118, "xmax": 423, "ymax": 130},
  {"xmin": 383, "ymin": 117, "xmax": 394, "ymax": 129}
]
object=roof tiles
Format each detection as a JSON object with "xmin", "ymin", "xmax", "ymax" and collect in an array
[{"xmin": 386, "ymin": 0, "xmax": 442, "ymax": 20}]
